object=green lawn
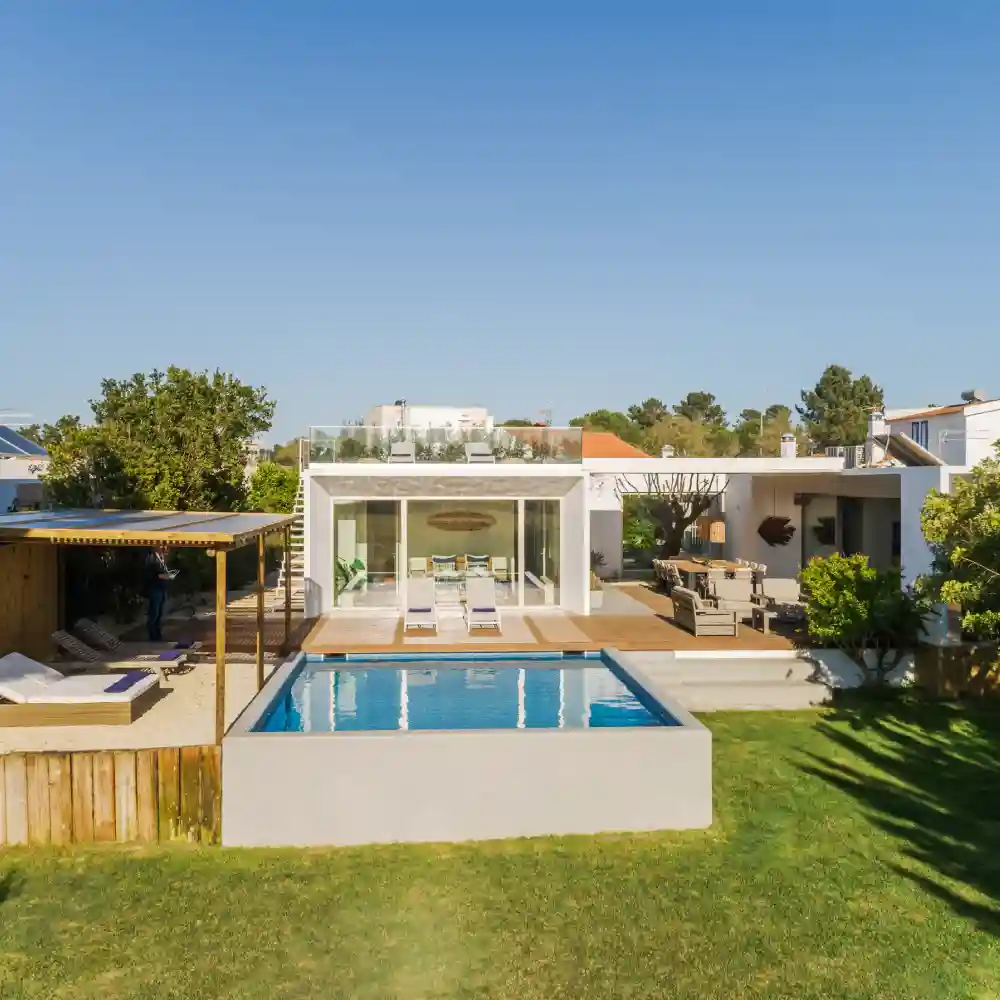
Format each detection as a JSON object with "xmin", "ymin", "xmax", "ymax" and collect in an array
[{"xmin": 3, "ymin": 700, "xmax": 1000, "ymax": 999}]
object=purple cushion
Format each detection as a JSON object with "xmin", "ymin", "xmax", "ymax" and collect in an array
[
  {"xmin": 175, "ymin": 639, "xmax": 195, "ymax": 649},
  {"xmin": 104, "ymin": 669, "xmax": 151, "ymax": 693},
  {"xmin": 157, "ymin": 649, "xmax": 185, "ymax": 661},
  {"xmin": 409, "ymin": 607, "xmax": 433, "ymax": 613},
  {"xmin": 471, "ymin": 607, "xmax": 495, "ymax": 613}
]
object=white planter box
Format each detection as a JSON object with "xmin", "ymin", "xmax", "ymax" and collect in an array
[{"xmin": 590, "ymin": 590, "xmax": 603, "ymax": 610}]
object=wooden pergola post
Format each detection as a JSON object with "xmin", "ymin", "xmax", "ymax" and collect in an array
[
  {"xmin": 215, "ymin": 547, "xmax": 228, "ymax": 745},
  {"xmin": 255, "ymin": 534, "xmax": 266, "ymax": 690},
  {"xmin": 283, "ymin": 525, "xmax": 292, "ymax": 649}
]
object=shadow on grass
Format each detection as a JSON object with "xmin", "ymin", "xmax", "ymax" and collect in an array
[
  {"xmin": 801, "ymin": 693, "xmax": 1000, "ymax": 934},
  {"xmin": 0, "ymin": 870, "xmax": 21, "ymax": 907}
]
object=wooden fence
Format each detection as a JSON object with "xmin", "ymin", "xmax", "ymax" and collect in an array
[
  {"xmin": 915, "ymin": 639, "xmax": 1000, "ymax": 698},
  {"xmin": 0, "ymin": 746, "xmax": 221, "ymax": 846}
]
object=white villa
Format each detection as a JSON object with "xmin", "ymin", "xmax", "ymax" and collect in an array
[{"xmin": 301, "ymin": 395, "xmax": 998, "ymax": 621}]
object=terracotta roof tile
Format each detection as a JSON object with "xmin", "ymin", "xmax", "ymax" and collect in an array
[{"xmin": 581, "ymin": 431, "xmax": 651, "ymax": 459}]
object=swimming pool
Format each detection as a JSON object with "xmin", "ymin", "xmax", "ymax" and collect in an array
[
  {"xmin": 223, "ymin": 649, "xmax": 712, "ymax": 847},
  {"xmin": 255, "ymin": 655, "xmax": 678, "ymax": 733}
]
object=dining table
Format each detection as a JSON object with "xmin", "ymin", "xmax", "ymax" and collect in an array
[{"xmin": 667, "ymin": 558, "xmax": 745, "ymax": 590}]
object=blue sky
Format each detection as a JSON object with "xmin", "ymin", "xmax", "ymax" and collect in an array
[{"xmin": 2, "ymin": 2, "xmax": 999, "ymax": 441}]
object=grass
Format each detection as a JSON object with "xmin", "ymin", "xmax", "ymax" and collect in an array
[{"xmin": 3, "ymin": 699, "xmax": 1000, "ymax": 999}]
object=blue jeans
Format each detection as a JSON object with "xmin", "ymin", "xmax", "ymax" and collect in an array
[{"xmin": 148, "ymin": 586, "xmax": 167, "ymax": 641}]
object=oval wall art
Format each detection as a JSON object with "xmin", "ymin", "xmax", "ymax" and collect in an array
[{"xmin": 426, "ymin": 510, "xmax": 498, "ymax": 532}]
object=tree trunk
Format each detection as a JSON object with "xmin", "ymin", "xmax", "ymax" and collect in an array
[{"xmin": 657, "ymin": 524, "xmax": 687, "ymax": 559}]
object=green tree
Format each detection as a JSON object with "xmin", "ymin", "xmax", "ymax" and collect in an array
[
  {"xmin": 569, "ymin": 409, "xmax": 643, "ymax": 445},
  {"xmin": 616, "ymin": 472, "xmax": 728, "ymax": 558},
  {"xmin": 499, "ymin": 418, "xmax": 539, "ymax": 427},
  {"xmin": 247, "ymin": 461, "xmax": 299, "ymax": 514},
  {"xmin": 672, "ymin": 391, "xmax": 726, "ymax": 427},
  {"xmin": 921, "ymin": 455, "xmax": 1000, "ymax": 639},
  {"xmin": 626, "ymin": 398, "xmax": 668, "ymax": 429},
  {"xmin": 733, "ymin": 404, "xmax": 804, "ymax": 456},
  {"xmin": 40, "ymin": 367, "xmax": 274, "ymax": 511},
  {"xmin": 800, "ymin": 553, "xmax": 929, "ymax": 686},
  {"xmin": 646, "ymin": 415, "xmax": 732, "ymax": 458},
  {"xmin": 797, "ymin": 365, "xmax": 884, "ymax": 448},
  {"xmin": 271, "ymin": 438, "xmax": 304, "ymax": 468}
]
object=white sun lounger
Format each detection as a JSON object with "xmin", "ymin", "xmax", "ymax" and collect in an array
[
  {"xmin": 0, "ymin": 652, "xmax": 161, "ymax": 726},
  {"xmin": 464, "ymin": 576, "xmax": 501, "ymax": 632},
  {"xmin": 404, "ymin": 578, "xmax": 439, "ymax": 632}
]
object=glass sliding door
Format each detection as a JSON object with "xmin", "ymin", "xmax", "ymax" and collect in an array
[
  {"xmin": 524, "ymin": 500, "xmax": 560, "ymax": 606},
  {"xmin": 333, "ymin": 500, "xmax": 401, "ymax": 608},
  {"xmin": 407, "ymin": 500, "xmax": 519, "ymax": 606}
]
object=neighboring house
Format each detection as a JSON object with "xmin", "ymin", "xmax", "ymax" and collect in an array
[
  {"xmin": 366, "ymin": 403, "xmax": 495, "ymax": 433},
  {"xmin": 0, "ymin": 425, "xmax": 48, "ymax": 512},
  {"xmin": 884, "ymin": 390, "xmax": 1000, "ymax": 467}
]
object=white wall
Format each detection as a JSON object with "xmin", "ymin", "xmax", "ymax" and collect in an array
[
  {"xmin": 561, "ymin": 478, "xmax": 590, "ymax": 613},
  {"xmin": 0, "ymin": 458, "xmax": 47, "ymax": 479},
  {"xmin": 802, "ymin": 495, "xmax": 839, "ymax": 565},
  {"xmin": 899, "ymin": 467, "xmax": 950, "ymax": 587},
  {"xmin": 963, "ymin": 406, "xmax": 1000, "ymax": 466},
  {"xmin": 304, "ymin": 475, "xmax": 333, "ymax": 616},
  {"xmin": 589, "ymin": 510, "xmax": 622, "ymax": 578},
  {"xmin": 723, "ymin": 475, "xmax": 753, "ymax": 566},
  {"xmin": 724, "ymin": 478, "xmax": 803, "ymax": 578},
  {"xmin": 924, "ymin": 412, "xmax": 966, "ymax": 463},
  {"xmin": 861, "ymin": 497, "xmax": 899, "ymax": 571}
]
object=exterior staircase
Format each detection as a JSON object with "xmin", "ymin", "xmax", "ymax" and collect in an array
[{"xmin": 276, "ymin": 477, "xmax": 305, "ymax": 612}]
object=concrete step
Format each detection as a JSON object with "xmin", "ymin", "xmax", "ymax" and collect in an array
[
  {"xmin": 629, "ymin": 656, "xmax": 818, "ymax": 685},
  {"xmin": 667, "ymin": 680, "xmax": 830, "ymax": 712}
]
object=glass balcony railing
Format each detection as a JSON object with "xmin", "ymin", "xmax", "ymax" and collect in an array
[{"xmin": 308, "ymin": 425, "xmax": 583, "ymax": 465}]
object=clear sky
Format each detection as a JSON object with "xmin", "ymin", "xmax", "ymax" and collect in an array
[{"xmin": 2, "ymin": 2, "xmax": 999, "ymax": 441}]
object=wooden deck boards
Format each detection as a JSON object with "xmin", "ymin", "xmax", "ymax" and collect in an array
[{"xmin": 301, "ymin": 585, "xmax": 800, "ymax": 655}]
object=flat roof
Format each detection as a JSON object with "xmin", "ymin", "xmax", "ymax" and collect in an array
[{"xmin": 0, "ymin": 509, "xmax": 298, "ymax": 548}]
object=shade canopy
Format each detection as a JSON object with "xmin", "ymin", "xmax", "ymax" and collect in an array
[{"xmin": 0, "ymin": 509, "xmax": 298, "ymax": 548}]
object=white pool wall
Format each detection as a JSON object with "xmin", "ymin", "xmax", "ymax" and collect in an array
[{"xmin": 221, "ymin": 649, "xmax": 712, "ymax": 847}]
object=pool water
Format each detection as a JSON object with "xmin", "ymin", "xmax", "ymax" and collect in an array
[{"xmin": 255, "ymin": 656, "xmax": 674, "ymax": 732}]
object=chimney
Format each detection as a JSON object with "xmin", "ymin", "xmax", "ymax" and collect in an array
[
  {"xmin": 868, "ymin": 410, "xmax": 887, "ymax": 440},
  {"xmin": 660, "ymin": 445, "xmax": 675, "ymax": 458},
  {"xmin": 779, "ymin": 433, "xmax": 797, "ymax": 459},
  {"xmin": 866, "ymin": 410, "xmax": 887, "ymax": 466}
]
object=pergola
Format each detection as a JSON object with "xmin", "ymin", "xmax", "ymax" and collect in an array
[{"xmin": 0, "ymin": 508, "xmax": 299, "ymax": 742}]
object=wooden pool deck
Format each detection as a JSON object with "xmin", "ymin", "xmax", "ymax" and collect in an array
[{"xmin": 301, "ymin": 585, "xmax": 802, "ymax": 655}]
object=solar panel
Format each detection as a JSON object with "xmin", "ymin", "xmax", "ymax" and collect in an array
[{"xmin": 0, "ymin": 425, "xmax": 48, "ymax": 457}]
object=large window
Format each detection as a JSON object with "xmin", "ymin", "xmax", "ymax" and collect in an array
[
  {"xmin": 524, "ymin": 500, "xmax": 560, "ymax": 606},
  {"xmin": 333, "ymin": 500, "xmax": 401, "ymax": 608},
  {"xmin": 407, "ymin": 500, "xmax": 520, "ymax": 605}
]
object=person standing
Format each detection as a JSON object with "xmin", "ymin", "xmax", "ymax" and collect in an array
[{"xmin": 145, "ymin": 545, "xmax": 174, "ymax": 641}]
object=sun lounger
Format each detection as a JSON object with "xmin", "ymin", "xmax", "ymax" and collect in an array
[
  {"xmin": 389, "ymin": 441, "xmax": 416, "ymax": 463},
  {"xmin": 404, "ymin": 578, "xmax": 439, "ymax": 632},
  {"xmin": 465, "ymin": 441, "xmax": 495, "ymax": 463},
  {"xmin": 0, "ymin": 652, "xmax": 161, "ymax": 726},
  {"xmin": 73, "ymin": 618, "xmax": 202, "ymax": 658},
  {"xmin": 464, "ymin": 576, "xmax": 501, "ymax": 632},
  {"xmin": 51, "ymin": 630, "xmax": 189, "ymax": 678}
]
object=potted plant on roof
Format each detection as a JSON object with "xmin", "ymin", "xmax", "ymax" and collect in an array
[{"xmin": 590, "ymin": 550, "xmax": 606, "ymax": 610}]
